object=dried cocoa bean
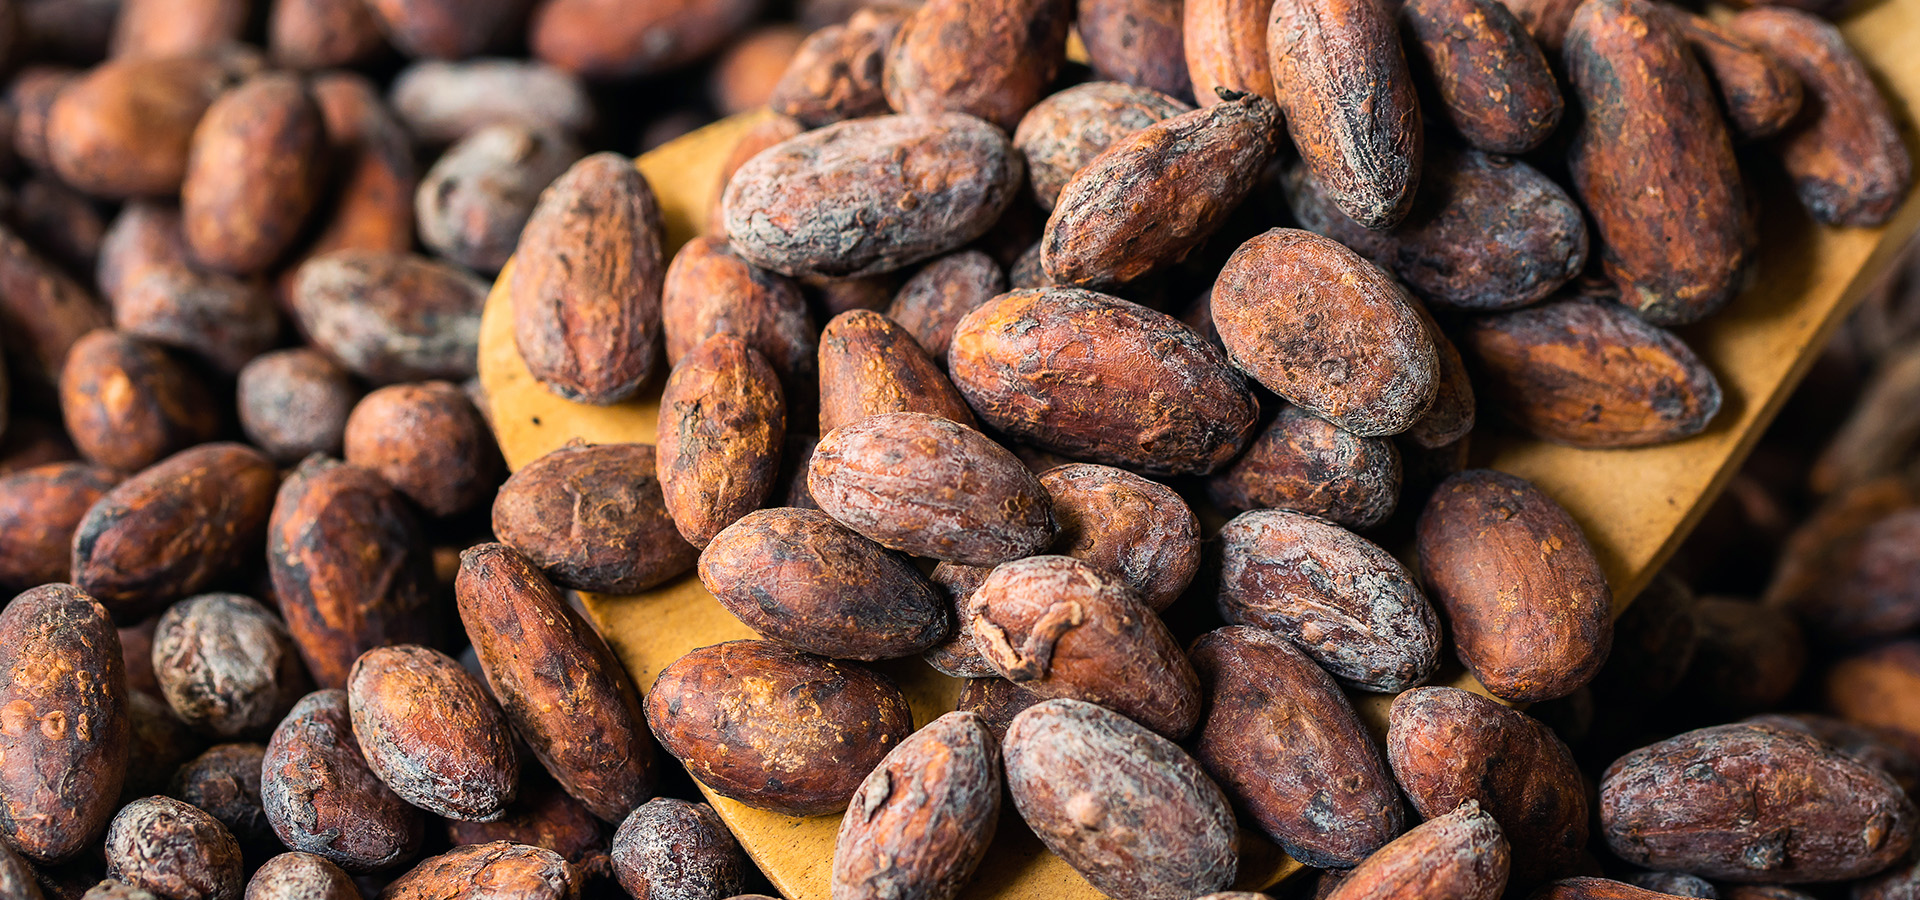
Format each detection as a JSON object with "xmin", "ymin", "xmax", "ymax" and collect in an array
[
  {"xmin": 343, "ymin": 381, "xmax": 501, "ymax": 518},
  {"xmin": 883, "ymin": 0, "xmax": 1072, "ymax": 130},
  {"xmin": 491, "ymin": 442, "xmax": 698, "ymax": 594},
  {"xmin": 416, "ymin": 124, "xmax": 580, "ymax": 275},
  {"xmin": 153, "ymin": 593, "xmax": 309, "ymax": 739},
  {"xmin": 347, "ymin": 644, "xmax": 519, "ymax": 822},
  {"xmin": 181, "ymin": 73, "xmax": 325, "ymax": 275},
  {"xmin": 833, "ymin": 711, "xmax": 1001, "ymax": 900},
  {"xmin": 237, "ymin": 348, "xmax": 359, "ymax": 464},
  {"xmin": 103, "ymin": 795, "xmax": 243, "ymax": 900},
  {"xmin": 290, "ymin": 249, "xmax": 488, "ymax": 385},
  {"xmin": 0, "ymin": 461, "xmax": 117, "ymax": 592},
  {"xmin": 1207, "ymin": 405, "xmax": 1403, "ymax": 528},
  {"xmin": 657, "ymin": 334, "xmax": 786, "ymax": 547},
  {"xmin": 609, "ymin": 799, "xmax": 747, "ymax": 900}
]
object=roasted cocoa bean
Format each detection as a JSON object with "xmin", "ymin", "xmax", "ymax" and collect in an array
[
  {"xmin": 1663, "ymin": 9, "xmax": 1803, "ymax": 140},
  {"xmin": 657, "ymin": 334, "xmax": 786, "ymax": 547},
  {"xmin": 1207, "ymin": 405, "xmax": 1403, "ymax": 528},
  {"xmin": 1078, "ymin": 0, "xmax": 1189, "ymax": 100},
  {"xmin": 531, "ymin": 0, "xmax": 758, "ymax": 80},
  {"xmin": 262, "ymin": 689, "xmax": 425, "ymax": 872},
  {"xmin": 268, "ymin": 0, "xmax": 387, "ymax": 70},
  {"xmin": 883, "ymin": 0, "xmax": 1071, "ymax": 130},
  {"xmin": 153, "ymin": 593, "xmax": 309, "ymax": 739},
  {"xmin": 416, "ymin": 124, "xmax": 580, "ymax": 275},
  {"xmin": 237, "ymin": 349, "xmax": 359, "ymax": 464},
  {"xmin": 181, "ymin": 73, "xmax": 325, "ymax": 276},
  {"xmin": 1322, "ymin": 801, "xmax": 1509, "ymax": 900},
  {"xmin": 59, "ymin": 330, "xmax": 218, "ymax": 473},
  {"xmin": 104, "ymin": 795, "xmax": 243, "ymax": 900},
  {"xmin": 172, "ymin": 743, "xmax": 275, "ymax": 860},
  {"xmin": 388, "ymin": 59, "xmax": 594, "ymax": 145},
  {"xmin": 243, "ymin": 852, "xmax": 358, "ymax": 900},
  {"xmin": 381, "ymin": 842, "xmax": 578, "ymax": 900},
  {"xmin": 492, "ymin": 442, "xmax": 698, "ymax": 595},
  {"xmin": 817, "ymin": 310, "xmax": 972, "ymax": 434},
  {"xmin": 1039, "ymin": 463, "xmax": 1198, "ymax": 612},
  {"xmin": 1400, "ymin": 0, "xmax": 1561, "ymax": 153},
  {"xmin": 1677, "ymin": 597, "xmax": 1806, "ymax": 715},
  {"xmin": 290, "ymin": 249, "xmax": 488, "ymax": 385},
  {"xmin": 609, "ymin": 798, "xmax": 747, "ymax": 900},
  {"xmin": 0, "ymin": 461, "xmax": 117, "ymax": 592},
  {"xmin": 113, "ymin": 265, "xmax": 281, "ymax": 374},
  {"xmin": 346, "ymin": 644, "xmax": 519, "ymax": 822},
  {"xmin": 343, "ymin": 381, "xmax": 501, "ymax": 518},
  {"xmin": 833, "ymin": 711, "xmax": 1000, "ymax": 900},
  {"xmin": 886, "ymin": 250, "xmax": 1005, "ymax": 362},
  {"xmin": 45, "ymin": 56, "xmax": 234, "ymax": 198},
  {"xmin": 768, "ymin": 7, "xmax": 907, "ymax": 128}
]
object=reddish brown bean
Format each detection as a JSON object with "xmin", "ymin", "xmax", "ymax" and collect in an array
[
  {"xmin": 1400, "ymin": 0, "xmax": 1561, "ymax": 153},
  {"xmin": 0, "ymin": 461, "xmax": 117, "ymax": 592},
  {"xmin": 883, "ymin": 0, "xmax": 1072, "ymax": 130},
  {"xmin": 347, "ymin": 644, "xmax": 519, "ymax": 822},
  {"xmin": 657, "ymin": 334, "xmax": 786, "ymax": 547},
  {"xmin": 262, "ymin": 685, "xmax": 431, "ymax": 874},
  {"xmin": 1322, "ymin": 802, "xmax": 1509, "ymax": 900},
  {"xmin": 768, "ymin": 7, "xmax": 907, "ymax": 128},
  {"xmin": 661, "ymin": 236, "xmax": 817, "ymax": 390},
  {"xmin": 1208, "ymin": 405, "xmax": 1402, "ymax": 528},
  {"xmin": 492, "ymin": 442, "xmax": 698, "ymax": 595},
  {"xmin": 1040, "ymin": 464, "xmax": 1198, "ymax": 612},
  {"xmin": 268, "ymin": 0, "xmax": 387, "ymax": 70},
  {"xmin": 834, "ymin": 712, "xmax": 1001, "ymax": 900},
  {"xmin": 59, "ymin": 330, "xmax": 218, "ymax": 473},
  {"xmin": 818, "ymin": 310, "xmax": 973, "ymax": 434},
  {"xmin": 923, "ymin": 563, "xmax": 996, "ymax": 678},
  {"xmin": 45, "ymin": 56, "xmax": 235, "ymax": 198},
  {"xmin": 444, "ymin": 778, "xmax": 607, "ymax": 865},
  {"xmin": 381, "ymin": 842, "xmax": 578, "ymax": 900},
  {"xmin": 886, "ymin": 250, "xmax": 1005, "ymax": 361},
  {"xmin": 1828, "ymin": 640, "xmax": 1920, "ymax": 745},
  {"xmin": 113, "ymin": 265, "xmax": 281, "ymax": 374},
  {"xmin": 243, "ymin": 852, "xmax": 358, "ymax": 900},
  {"xmin": 531, "ymin": 0, "xmax": 759, "ymax": 80},
  {"xmin": 182, "ymin": 73, "xmax": 325, "ymax": 275},
  {"xmin": 1663, "ymin": 9, "xmax": 1803, "ymax": 140},
  {"xmin": 302, "ymin": 72, "xmax": 418, "ymax": 260},
  {"xmin": 609, "ymin": 799, "xmax": 747, "ymax": 900},
  {"xmin": 110, "ymin": 0, "xmax": 247, "ymax": 60},
  {"xmin": 361, "ymin": 0, "xmax": 522, "ymax": 60},
  {"xmin": 343, "ymin": 381, "xmax": 500, "ymax": 518}
]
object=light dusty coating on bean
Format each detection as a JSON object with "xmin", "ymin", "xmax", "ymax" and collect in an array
[
  {"xmin": 261, "ymin": 689, "xmax": 423, "ymax": 872},
  {"xmin": 834, "ymin": 712, "xmax": 1001, "ymax": 900},
  {"xmin": 645, "ymin": 641, "xmax": 913, "ymax": 816},
  {"xmin": 1324, "ymin": 801, "xmax": 1509, "ymax": 900},
  {"xmin": 114, "ymin": 264, "xmax": 281, "ymax": 374},
  {"xmin": 152, "ymin": 593, "xmax": 308, "ymax": 739},
  {"xmin": 809, "ymin": 412, "xmax": 1054, "ymax": 566},
  {"xmin": 886, "ymin": 250, "xmax": 1006, "ymax": 363},
  {"xmin": 970, "ymin": 556, "xmax": 1201, "ymax": 739},
  {"xmin": 1004, "ymin": 699, "xmax": 1236, "ymax": 900},
  {"xmin": 1190, "ymin": 626, "xmax": 1402, "ymax": 867},
  {"xmin": 1218, "ymin": 510, "xmax": 1439, "ymax": 692},
  {"xmin": 1042, "ymin": 91, "xmax": 1278, "ymax": 287},
  {"xmin": 1401, "ymin": 0, "xmax": 1561, "ymax": 153},
  {"xmin": 1012, "ymin": 82, "xmax": 1191, "ymax": 211},
  {"xmin": 1212, "ymin": 229, "xmax": 1439, "ymax": 437},
  {"xmin": 721, "ymin": 114, "xmax": 1022, "ymax": 279},
  {"xmin": 769, "ymin": 7, "xmax": 908, "ymax": 128},
  {"xmin": 347, "ymin": 644, "xmax": 519, "ymax": 822},
  {"xmin": 104, "ymin": 795, "xmax": 243, "ymax": 900},
  {"xmin": 949, "ymin": 287, "xmax": 1258, "ymax": 474},
  {"xmin": 662, "ymin": 236, "xmax": 818, "ymax": 385},
  {"xmin": 389, "ymin": 59, "xmax": 594, "ymax": 145},
  {"xmin": 291, "ymin": 249, "xmax": 488, "ymax": 385},
  {"xmin": 818, "ymin": 310, "xmax": 974, "ymax": 435},
  {"xmin": 1207, "ymin": 405, "xmax": 1403, "ymax": 528},
  {"xmin": 610, "ymin": 798, "xmax": 747, "ymax": 900},
  {"xmin": 244, "ymin": 852, "xmax": 357, "ymax": 900},
  {"xmin": 1040, "ymin": 464, "xmax": 1199, "ymax": 612},
  {"xmin": 381, "ymin": 842, "xmax": 579, "ymax": 900},
  {"xmin": 416, "ymin": 124, "xmax": 582, "ymax": 275}
]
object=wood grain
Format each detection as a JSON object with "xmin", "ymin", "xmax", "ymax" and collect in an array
[{"xmin": 476, "ymin": 6, "xmax": 1920, "ymax": 894}]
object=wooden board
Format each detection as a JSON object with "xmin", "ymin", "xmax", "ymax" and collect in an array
[{"xmin": 477, "ymin": 5, "xmax": 1920, "ymax": 896}]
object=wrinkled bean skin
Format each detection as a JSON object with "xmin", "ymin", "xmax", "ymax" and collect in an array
[
  {"xmin": 0, "ymin": 584, "xmax": 128, "ymax": 863},
  {"xmin": 456, "ymin": 543, "xmax": 656, "ymax": 823},
  {"xmin": 1729, "ymin": 8, "xmax": 1912, "ymax": 227},
  {"xmin": 416, "ymin": 124, "xmax": 581, "ymax": 275},
  {"xmin": 884, "ymin": 0, "xmax": 1072, "ymax": 130},
  {"xmin": 950, "ymin": 287, "xmax": 1258, "ymax": 474},
  {"xmin": 152, "ymin": 593, "xmax": 309, "ymax": 740},
  {"xmin": 722, "ymin": 114, "xmax": 1022, "ymax": 279},
  {"xmin": 1040, "ymin": 464, "xmax": 1199, "ymax": 612},
  {"xmin": 243, "ymin": 852, "xmax": 358, "ymax": 900},
  {"xmin": 817, "ymin": 310, "xmax": 973, "ymax": 434},
  {"xmin": 971, "ymin": 556, "xmax": 1202, "ymax": 739},
  {"xmin": 0, "ymin": 462, "xmax": 117, "ymax": 592},
  {"xmin": 1401, "ymin": 0, "xmax": 1561, "ymax": 153},
  {"xmin": 701, "ymin": 508, "xmax": 949, "ymax": 660},
  {"xmin": 1184, "ymin": 0, "xmax": 1272, "ymax": 104},
  {"xmin": 1218, "ymin": 510, "xmax": 1440, "ymax": 692},
  {"xmin": 1041, "ymin": 91, "xmax": 1278, "ymax": 287},
  {"xmin": 237, "ymin": 349, "xmax": 358, "ymax": 465},
  {"xmin": 1211, "ymin": 229, "xmax": 1439, "ymax": 437},
  {"xmin": 1387, "ymin": 686, "xmax": 1590, "ymax": 888},
  {"xmin": 886, "ymin": 250, "xmax": 1005, "ymax": 361},
  {"xmin": 381, "ymin": 842, "xmax": 579, "ymax": 900},
  {"xmin": 172, "ymin": 744, "xmax": 275, "ymax": 860},
  {"xmin": 610, "ymin": 798, "xmax": 748, "ymax": 900},
  {"xmin": 181, "ymin": 73, "xmax": 326, "ymax": 276},
  {"xmin": 954, "ymin": 676, "xmax": 1042, "ymax": 743},
  {"xmin": 510, "ymin": 153, "xmax": 665, "ymax": 405},
  {"xmin": 1190, "ymin": 626, "xmax": 1402, "ymax": 867},
  {"xmin": 924, "ymin": 563, "xmax": 996, "ymax": 678},
  {"xmin": 709, "ymin": 116, "xmax": 808, "ymax": 234},
  {"xmin": 1662, "ymin": 9, "xmax": 1802, "ymax": 140},
  {"xmin": 1207, "ymin": 405, "xmax": 1402, "ymax": 528},
  {"xmin": 291, "ymin": 250, "xmax": 488, "ymax": 385},
  {"xmin": 343, "ymin": 381, "xmax": 501, "ymax": 519},
  {"xmin": 1004, "ymin": 699, "xmax": 1236, "ymax": 900},
  {"xmin": 1282, "ymin": 148, "xmax": 1588, "ymax": 312},
  {"xmin": 1600, "ymin": 723, "xmax": 1916, "ymax": 882},
  {"xmin": 260, "ymin": 690, "xmax": 424, "ymax": 873},
  {"xmin": 1078, "ymin": 0, "xmax": 1188, "ymax": 100},
  {"xmin": 1015, "ymin": 83, "xmax": 1190, "ymax": 215},
  {"xmin": 267, "ymin": 456, "xmax": 437, "ymax": 690},
  {"xmin": 492, "ymin": 442, "xmax": 699, "ymax": 595},
  {"xmin": 1268, "ymin": 0, "xmax": 1423, "ymax": 228},
  {"xmin": 833, "ymin": 712, "xmax": 1001, "ymax": 900},
  {"xmin": 1460, "ymin": 298, "xmax": 1723, "ymax": 448},
  {"xmin": 444, "ymin": 779, "xmax": 608, "ymax": 866},
  {"xmin": 661, "ymin": 235, "xmax": 818, "ymax": 395},
  {"xmin": 768, "ymin": 8, "xmax": 907, "ymax": 128},
  {"xmin": 114, "ymin": 265, "xmax": 282, "ymax": 374},
  {"xmin": 657, "ymin": 334, "xmax": 786, "ymax": 548},
  {"xmin": 646, "ymin": 641, "xmax": 913, "ymax": 816},
  {"xmin": 1538, "ymin": 878, "xmax": 1706, "ymax": 900},
  {"xmin": 808, "ymin": 412, "xmax": 1054, "ymax": 566},
  {"xmin": 104, "ymin": 795, "xmax": 244, "ymax": 900},
  {"xmin": 1322, "ymin": 801, "xmax": 1509, "ymax": 900},
  {"xmin": 1565, "ymin": 0, "xmax": 1752, "ymax": 325},
  {"xmin": 1416, "ymin": 469, "xmax": 1612, "ymax": 702},
  {"xmin": 72, "ymin": 443, "xmax": 279, "ymax": 622},
  {"xmin": 347, "ymin": 645, "xmax": 519, "ymax": 822}
]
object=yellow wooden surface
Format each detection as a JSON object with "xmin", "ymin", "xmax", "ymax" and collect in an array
[{"xmin": 477, "ymin": 6, "xmax": 1920, "ymax": 896}]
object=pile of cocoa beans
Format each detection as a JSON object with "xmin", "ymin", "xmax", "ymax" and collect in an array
[{"xmin": 0, "ymin": 0, "xmax": 1914, "ymax": 899}]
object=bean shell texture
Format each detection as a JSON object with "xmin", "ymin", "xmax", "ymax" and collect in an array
[
  {"xmin": 104, "ymin": 795, "xmax": 244, "ymax": 900},
  {"xmin": 833, "ymin": 711, "xmax": 1001, "ymax": 900},
  {"xmin": 1040, "ymin": 464, "xmax": 1200, "ymax": 612},
  {"xmin": 721, "ymin": 114, "xmax": 1022, "ymax": 279},
  {"xmin": 817, "ymin": 309, "xmax": 974, "ymax": 435},
  {"xmin": 347, "ymin": 645, "xmax": 519, "ymax": 822},
  {"xmin": 1400, "ymin": 0, "xmax": 1562, "ymax": 154},
  {"xmin": 492, "ymin": 442, "xmax": 698, "ymax": 595},
  {"xmin": 1004, "ymin": 699, "xmax": 1236, "ymax": 900},
  {"xmin": 1322, "ymin": 801, "xmax": 1509, "ymax": 900},
  {"xmin": 1184, "ymin": 0, "xmax": 1273, "ymax": 104},
  {"xmin": 1602, "ymin": 722, "xmax": 1916, "ymax": 883},
  {"xmin": 1206, "ymin": 405, "xmax": 1403, "ymax": 529},
  {"xmin": 971, "ymin": 556, "xmax": 1202, "ymax": 739},
  {"xmin": 808, "ymin": 412, "xmax": 1054, "ymax": 566},
  {"xmin": 1217, "ymin": 510, "xmax": 1441, "ymax": 692},
  {"xmin": 1416, "ymin": 469, "xmax": 1612, "ymax": 702},
  {"xmin": 1190, "ymin": 626, "xmax": 1403, "ymax": 867},
  {"xmin": 261, "ymin": 689, "xmax": 424, "ymax": 873},
  {"xmin": 657, "ymin": 334, "xmax": 786, "ymax": 548},
  {"xmin": 456, "ymin": 544, "xmax": 656, "ymax": 823},
  {"xmin": 0, "ymin": 584, "xmax": 129, "ymax": 863},
  {"xmin": 1211, "ymin": 228, "xmax": 1439, "ymax": 437},
  {"xmin": 1013, "ymin": 82, "xmax": 1191, "ymax": 212},
  {"xmin": 610, "ymin": 798, "xmax": 747, "ymax": 900},
  {"xmin": 381, "ymin": 842, "xmax": 578, "ymax": 900},
  {"xmin": 883, "ymin": 0, "xmax": 1073, "ymax": 131},
  {"xmin": 949, "ymin": 287, "xmax": 1258, "ymax": 474}
]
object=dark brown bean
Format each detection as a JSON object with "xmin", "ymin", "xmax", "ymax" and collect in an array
[
  {"xmin": 1268, "ymin": 0, "xmax": 1422, "ymax": 228},
  {"xmin": 1400, "ymin": 0, "xmax": 1561, "ymax": 153},
  {"xmin": 262, "ymin": 689, "xmax": 424, "ymax": 873},
  {"xmin": 361, "ymin": 0, "xmax": 521, "ymax": 60},
  {"xmin": 699, "ymin": 508, "xmax": 948, "ymax": 660},
  {"xmin": 121, "ymin": 689, "xmax": 204, "ymax": 803},
  {"xmin": 950, "ymin": 287, "xmax": 1258, "ymax": 474},
  {"xmin": 182, "ymin": 73, "xmax": 325, "ymax": 276},
  {"xmin": 1676, "ymin": 597, "xmax": 1806, "ymax": 715},
  {"xmin": 1322, "ymin": 801, "xmax": 1509, "ymax": 900},
  {"xmin": 1662, "ymin": 9, "xmax": 1802, "ymax": 140},
  {"xmin": 290, "ymin": 249, "xmax": 488, "ymax": 385},
  {"xmin": 1005, "ymin": 698, "xmax": 1236, "ymax": 900},
  {"xmin": 304, "ymin": 72, "xmax": 418, "ymax": 259},
  {"xmin": 0, "ymin": 223, "xmax": 107, "ymax": 392},
  {"xmin": 268, "ymin": 455, "xmax": 436, "ymax": 690},
  {"xmin": 243, "ymin": 852, "xmax": 358, "ymax": 900},
  {"xmin": 722, "ymin": 114, "xmax": 1022, "ymax": 279},
  {"xmin": 113, "ymin": 265, "xmax": 281, "ymax": 374},
  {"xmin": 1416, "ymin": 469, "xmax": 1612, "ymax": 702},
  {"xmin": 834, "ymin": 712, "xmax": 1000, "ymax": 900},
  {"xmin": 72, "ymin": 443, "xmax": 278, "ymax": 621},
  {"xmin": 1537, "ymin": 878, "xmax": 1696, "ymax": 900},
  {"xmin": 96, "ymin": 202, "xmax": 189, "ymax": 311},
  {"xmin": 809, "ymin": 412, "xmax": 1053, "ymax": 566},
  {"xmin": 456, "ymin": 544, "xmax": 655, "ymax": 823},
  {"xmin": 268, "ymin": 0, "xmax": 387, "ymax": 70},
  {"xmin": 492, "ymin": 442, "xmax": 698, "ymax": 594},
  {"xmin": 172, "ymin": 744, "xmax": 274, "ymax": 860},
  {"xmin": 1013, "ymin": 83, "xmax": 1189, "ymax": 213},
  {"xmin": 343, "ymin": 381, "xmax": 500, "ymax": 518},
  {"xmin": 1040, "ymin": 464, "xmax": 1198, "ymax": 612},
  {"xmin": 1079, "ymin": 0, "xmax": 1188, "ymax": 100},
  {"xmin": 153, "ymin": 593, "xmax": 308, "ymax": 739},
  {"xmin": 886, "ymin": 251, "xmax": 1005, "ymax": 363},
  {"xmin": 1191, "ymin": 626, "xmax": 1402, "ymax": 867},
  {"xmin": 1208, "ymin": 405, "xmax": 1402, "ymax": 528},
  {"xmin": 236, "ymin": 349, "xmax": 358, "ymax": 464},
  {"xmin": 444, "ymin": 777, "xmax": 606, "ymax": 865},
  {"xmin": 1387, "ymin": 686, "xmax": 1589, "ymax": 888},
  {"xmin": 658, "ymin": 334, "xmax": 786, "ymax": 547},
  {"xmin": 1827, "ymin": 640, "xmax": 1920, "ymax": 747},
  {"xmin": 818, "ymin": 310, "xmax": 973, "ymax": 435},
  {"xmin": 104, "ymin": 795, "xmax": 243, "ymax": 900},
  {"xmin": 510, "ymin": 152, "xmax": 665, "ymax": 405},
  {"xmin": 1591, "ymin": 570, "xmax": 1699, "ymax": 702},
  {"xmin": 0, "ymin": 462, "xmax": 117, "ymax": 593},
  {"xmin": 609, "ymin": 799, "xmax": 747, "ymax": 900},
  {"xmin": 12, "ymin": 176, "xmax": 106, "ymax": 276},
  {"xmin": 1745, "ymin": 714, "xmax": 1920, "ymax": 796},
  {"xmin": 1041, "ymin": 91, "xmax": 1278, "ymax": 287},
  {"xmin": 380, "ymin": 842, "xmax": 578, "ymax": 900},
  {"xmin": 1212, "ymin": 228, "xmax": 1439, "ymax": 437},
  {"xmin": 768, "ymin": 7, "xmax": 907, "ymax": 128},
  {"xmin": 0, "ymin": 841, "xmax": 40, "ymax": 900},
  {"xmin": 924, "ymin": 563, "xmax": 997, "ymax": 677},
  {"xmin": 416, "ymin": 124, "xmax": 580, "ymax": 275},
  {"xmin": 1565, "ymin": 0, "xmax": 1752, "ymax": 325},
  {"xmin": 0, "ymin": 584, "xmax": 128, "ymax": 863},
  {"xmin": 11, "ymin": 66, "xmax": 79, "ymax": 176},
  {"xmin": 59, "ymin": 330, "xmax": 218, "ymax": 473},
  {"xmin": 953, "ymin": 677, "xmax": 1041, "ymax": 744},
  {"xmin": 1460, "ymin": 297, "xmax": 1723, "ymax": 448},
  {"xmin": 883, "ymin": 0, "xmax": 1072, "ymax": 130},
  {"xmin": 347, "ymin": 644, "xmax": 519, "ymax": 822},
  {"xmin": 531, "ymin": 0, "xmax": 758, "ymax": 79},
  {"xmin": 1600, "ymin": 722, "xmax": 1916, "ymax": 882},
  {"xmin": 646, "ymin": 640, "xmax": 912, "ymax": 816}
]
